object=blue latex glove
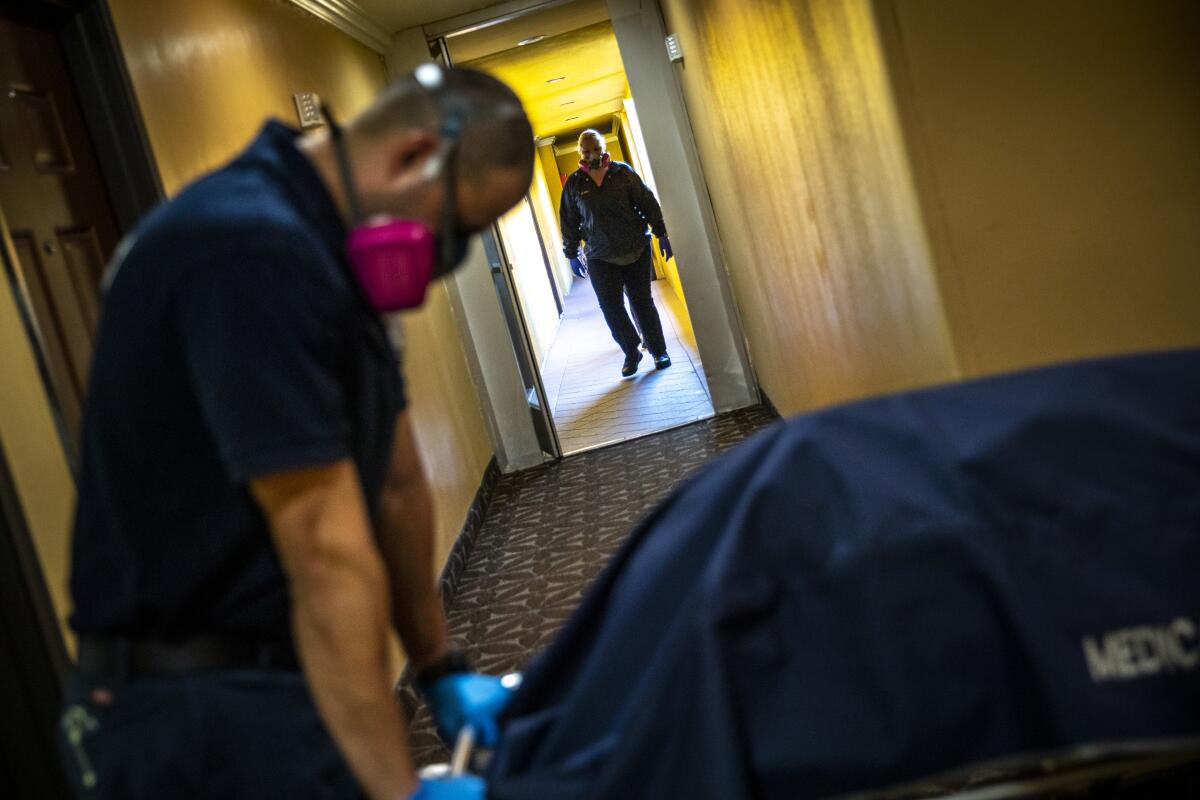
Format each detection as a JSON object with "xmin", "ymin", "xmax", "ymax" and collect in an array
[
  {"xmin": 569, "ymin": 256, "xmax": 587, "ymax": 278},
  {"xmin": 427, "ymin": 673, "xmax": 513, "ymax": 747},
  {"xmin": 658, "ymin": 236, "xmax": 673, "ymax": 260},
  {"xmin": 411, "ymin": 775, "xmax": 486, "ymax": 800}
]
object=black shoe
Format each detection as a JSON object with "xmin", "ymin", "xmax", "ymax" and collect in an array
[
  {"xmin": 621, "ymin": 352, "xmax": 643, "ymax": 377},
  {"xmin": 654, "ymin": 353, "xmax": 672, "ymax": 370}
]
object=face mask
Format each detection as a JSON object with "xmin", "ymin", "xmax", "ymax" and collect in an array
[
  {"xmin": 325, "ymin": 70, "xmax": 469, "ymax": 313},
  {"xmin": 581, "ymin": 152, "xmax": 610, "ymax": 173},
  {"xmin": 339, "ymin": 153, "xmax": 470, "ymax": 313}
]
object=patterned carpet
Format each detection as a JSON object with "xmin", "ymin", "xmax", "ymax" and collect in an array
[{"xmin": 404, "ymin": 404, "xmax": 779, "ymax": 766}]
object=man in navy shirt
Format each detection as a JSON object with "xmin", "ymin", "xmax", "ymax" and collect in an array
[{"xmin": 63, "ymin": 66, "xmax": 533, "ymax": 799}]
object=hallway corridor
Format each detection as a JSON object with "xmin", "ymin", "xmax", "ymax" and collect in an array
[
  {"xmin": 405, "ymin": 404, "xmax": 779, "ymax": 765},
  {"xmin": 539, "ymin": 275, "xmax": 714, "ymax": 454}
]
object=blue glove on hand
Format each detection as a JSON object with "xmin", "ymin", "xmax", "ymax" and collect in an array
[
  {"xmin": 426, "ymin": 673, "xmax": 513, "ymax": 747},
  {"xmin": 569, "ymin": 256, "xmax": 587, "ymax": 278},
  {"xmin": 658, "ymin": 236, "xmax": 673, "ymax": 260},
  {"xmin": 410, "ymin": 775, "xmax": 486, "ymax": 800}
]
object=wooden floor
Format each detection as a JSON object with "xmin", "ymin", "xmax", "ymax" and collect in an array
[{"xmin": 539, "ymin": 275, "xmax": 714, "ymax": 455}]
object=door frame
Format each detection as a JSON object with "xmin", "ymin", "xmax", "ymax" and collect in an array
[
  {"xmin": 0, "ymin": 1, "xmax": 161, "ymax": 792},
  {"xmin": 422, "ymin": 0, "xmax": 759, "ymax": 469},
  {"xmin": 1, "ymin": 0, "xmax": 164, "ymax": 475},
  {"xmin": 605, "ymin": 0, "xmax": 757, "ymax": 411},
  {"xmin": 0, "ymin": 447, "xmax": 71, "ymax": 798},
  {"xmin": 435, "ymin": 35, "xmax": 567, "ymax": 464},
  {"xmin": 423, "ymin": 36, "xmax": 554, "ymax": 471},
  {"xmin": 483, "ymin": 218, "xmax": 562, "ymax": 458},
  {"xmin": 1, "ymin": 0, "xmax": 163, "ymax": 233}
]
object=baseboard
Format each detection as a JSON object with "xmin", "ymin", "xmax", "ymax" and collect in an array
[
  {"xmin": 437, "ymin": 457, "xmax": 501, "ymax": 613},
  {"xmin": 758, "ymin": 389, "xmax": 783, "ymax": 420},
  {"xmin": 397, "ymin": 457, "xmax": 501, "ymax": 713}
]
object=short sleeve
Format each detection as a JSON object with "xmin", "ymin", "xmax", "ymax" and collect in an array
[{"xmin": 176, "ymin": 246, "xmax": 352, "ymax": 482}]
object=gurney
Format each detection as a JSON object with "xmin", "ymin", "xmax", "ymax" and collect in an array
[
  {"xmin": 444, "ymin": 350, "xmax": 1200, "ymax": 798},
  {"xmin": 431, "ymin": 734, "xmax": 1199, "ymax": 798}
]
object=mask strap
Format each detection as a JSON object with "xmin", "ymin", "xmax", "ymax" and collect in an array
[
  {"xmin": 322, "ymin": 104, "xmax": 366, "ymax": 225},
  {"xmin": 439, "ymin": 114, "xmax": 464, "ymax": 269},
  {"xmin": 325, "ymin": 65, "xmax": 464, "ymax": 255}
]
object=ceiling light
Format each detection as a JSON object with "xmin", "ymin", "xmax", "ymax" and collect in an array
[
  {"xmin": 517, "ymin": 35, "xmax": 545, "ymax": 46},
  {"xmin": 546, "ymin": 76, "xmax": 566, "ymax": 83}
]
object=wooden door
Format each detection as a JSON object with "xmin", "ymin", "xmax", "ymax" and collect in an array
[{"xmin": 0, "ymin": 15, "xmax": 120, "ymax": 442}]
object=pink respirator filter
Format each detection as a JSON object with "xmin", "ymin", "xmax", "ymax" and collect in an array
[{"xmin": 345, "ymin": 218, "xmax": 435, "ymax": 312}]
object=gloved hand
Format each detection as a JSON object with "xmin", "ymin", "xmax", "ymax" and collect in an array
[
  {"xmin": 425, "ymin": 672, "xmax": 513, "ymax": 747},
  {"xmin": 658, "ymin": 236, "xmax": 673, "ymax": 260},
  {"xmin": 410, "ymin": 775, "xmax": 486, "ymax": 800},
  {"xmin": 569, "ymin": 256, "xmax": 587, "ymax": 278}
]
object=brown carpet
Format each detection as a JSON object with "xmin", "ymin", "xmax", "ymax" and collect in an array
[{"xmin": 404, "ymin": 404, "xmax": 779, "ymax": 766}]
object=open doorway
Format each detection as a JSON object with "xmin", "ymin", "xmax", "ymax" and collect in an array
[{"xmin": 441, "ymin": 0, "xmax": 714, "ymax": 455}]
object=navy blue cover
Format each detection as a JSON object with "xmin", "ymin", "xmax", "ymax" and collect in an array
[{"xmin": 488, "ymin": 349, "xmax": 1200, "ymax": 799}]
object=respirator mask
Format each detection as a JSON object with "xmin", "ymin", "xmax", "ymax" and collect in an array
[
  {"xmin": 325, "ymin": 64, "xmax": 471, "ymax": 312},
  {"xmin": 580, "ymin": 152, "xmax": 610, "ymax": 173}
]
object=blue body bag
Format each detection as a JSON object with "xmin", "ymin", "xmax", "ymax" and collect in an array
[{"xmin": 488, "ymin": 350, "xmax": 1200, "ymax": 799}]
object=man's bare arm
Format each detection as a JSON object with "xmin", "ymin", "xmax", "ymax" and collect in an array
[
  {"xmin": 375, "ymin": 411, "xmax": 450, "ymax": 670},
  {"xmin": 252, "ymin": 460, "xmax": 416, "ymax": 800}
]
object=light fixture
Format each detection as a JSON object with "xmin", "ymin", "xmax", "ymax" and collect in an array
[
  {"xmin": 546, "ymin": 76, "xmax": 566, "ymax": 83},
  {"xmin": 517, "ymin": 35, "xmax": 545, "ymax": 46}
]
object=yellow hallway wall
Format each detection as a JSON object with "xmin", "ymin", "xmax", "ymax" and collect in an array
[
  {"xmin": 876, "ymin": 0, "xmax": 1200, "ymax": 376},
  {"xmin": 538, "ymin": 143, "xmax": 564, "ymax": 219},
  {"xmin": 106, "ymin": 0, "xmax": 493, "ymax": 573},
  {"xmin": 660, "ymin": 0, "xmax": 958, "ymax": 415}
]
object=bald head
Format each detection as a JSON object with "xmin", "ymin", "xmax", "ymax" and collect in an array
[
  {"xmin": 299, "ymin": 65, "xmax": 533, "ymax": 256},
  {"xmin": 351, "ymin": 65, "xmax": 535, "ymax": 186},
  {"xmin": 577, "ymin": 129, "xmax": 605, "ymax": 152}
]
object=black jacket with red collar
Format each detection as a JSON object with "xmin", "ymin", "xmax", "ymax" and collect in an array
[{"xmin": 559, "ymin": 161, "xmax": 667, "ymax": 263}]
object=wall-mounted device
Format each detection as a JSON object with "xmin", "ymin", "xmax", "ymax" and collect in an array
[
  {"xmin": 293, "ymin": 92, "xmax": 323, "ymax": 129},
  {"xmin": 664, "ymin": 34, "xmax": 683, "ymax": 63}
]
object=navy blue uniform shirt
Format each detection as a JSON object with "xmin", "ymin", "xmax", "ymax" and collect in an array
[{"xmin": 69, "ymin": 121, "xmax": 406, "ymax": 642}]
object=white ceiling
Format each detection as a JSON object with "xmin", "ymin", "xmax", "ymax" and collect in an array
[
  {"xmin": 328, "ymin": 0, "xmax": 624, "ymax": 139},
  {"xmin": 349, "ymin": 0, "xmax": 529, "ymax": 35},
  {"xmin": 445, "ymin": 0, "xmax": 608, "ymax": 63}
]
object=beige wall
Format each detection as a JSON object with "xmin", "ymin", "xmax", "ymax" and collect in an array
[
  {"xmin": 0, "ymin": 248, "xmax": 76, "ymax": 648},
  {"xmin": 106, "ymin": 0, "xmax": 493, "ymax": 571},
  {"xmin": 108, "ymin": 0, "xmax": 385, "ymax": 196},
  {"xmin": 876, "ymin": 0, "xmax": 1200, "ymax": 376},
  {"xmin": 397, "ymin": 294, "xmax": 493, "ymax": 569},
  {"xmin": 660, "ymin": 0, "xmax": 959, "ymax": 415}
]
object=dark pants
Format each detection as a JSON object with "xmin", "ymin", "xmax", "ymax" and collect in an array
[
  {"xmin": 588, "ymin": 247, "xmax": 668, "ymax": 359},
  {"xmin": 59, "ymin": 669, "xmax": 363, "ymax": 798}
]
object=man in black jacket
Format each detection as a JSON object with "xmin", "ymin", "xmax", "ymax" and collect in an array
[{"xmin": 560, "ymin": 129, "xmax": 673, "ymax": 377}]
